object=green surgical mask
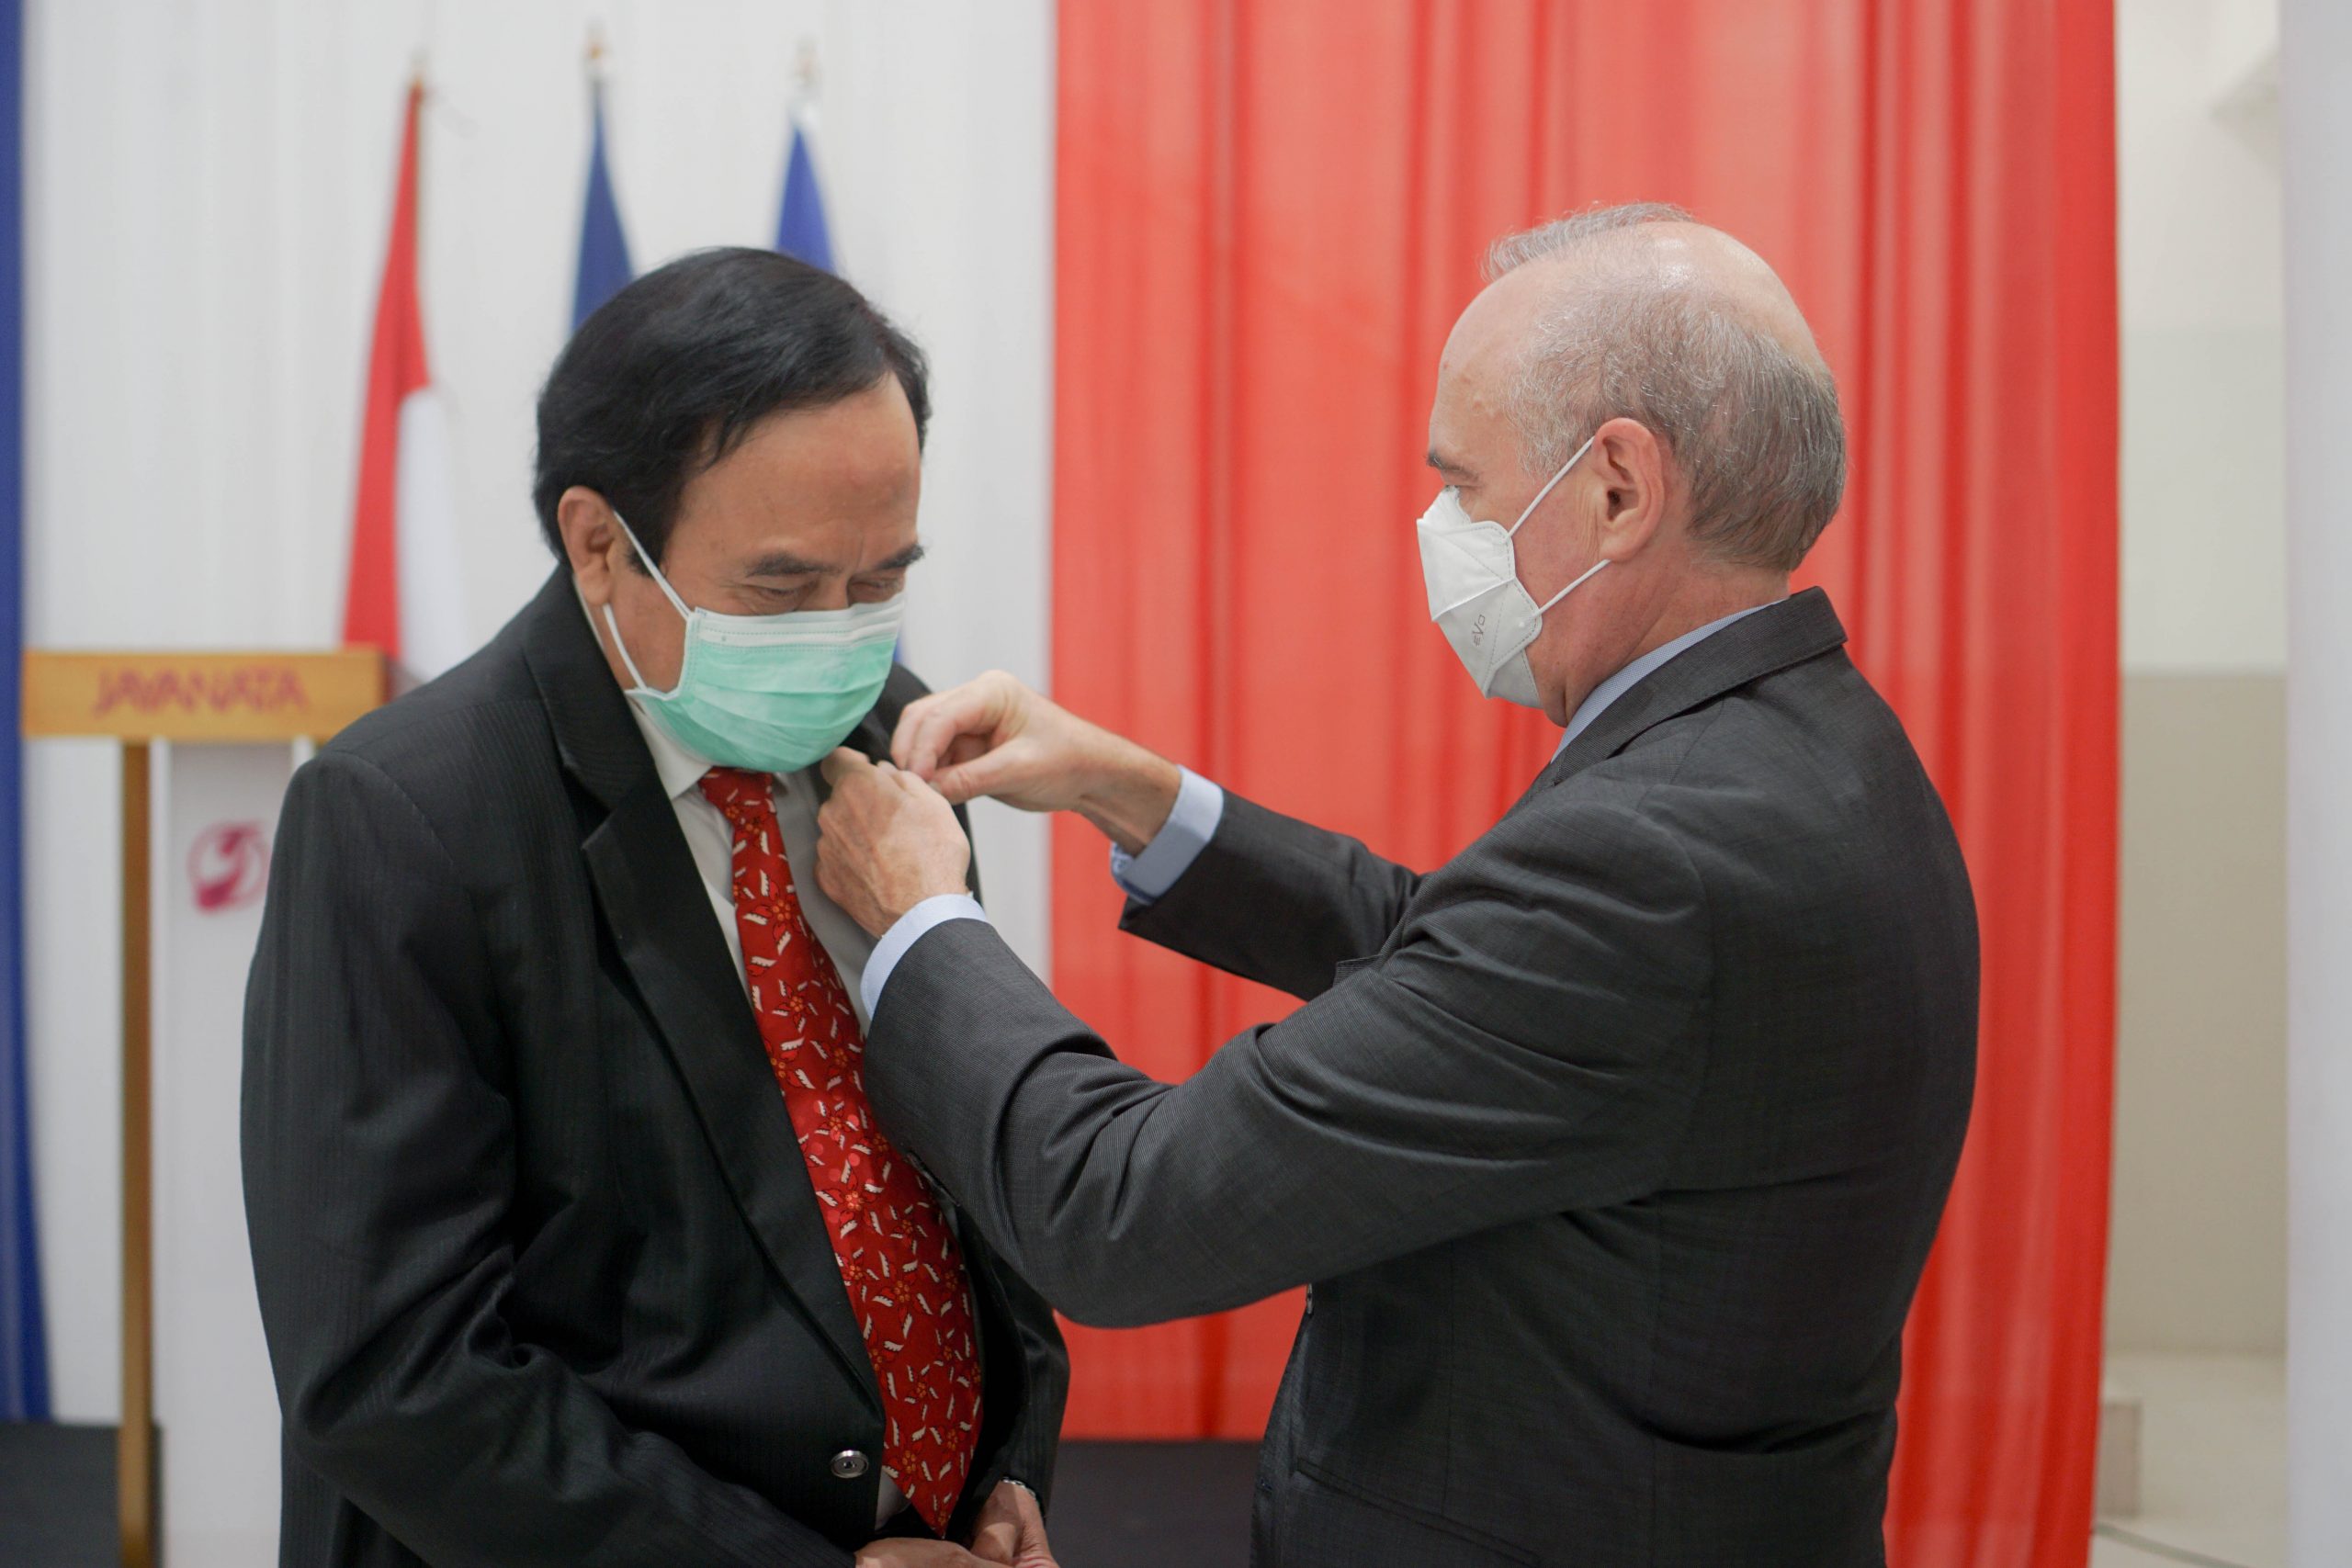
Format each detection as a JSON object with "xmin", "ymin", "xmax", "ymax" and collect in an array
[{"xmin": 602, "ymin": 511, "xmax": 904, "ymax": 773}]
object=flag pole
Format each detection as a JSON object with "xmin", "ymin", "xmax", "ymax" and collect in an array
[
  {"xmin": 794, "ymin": 37, "xmax": 819, "ymax": 99},
  {"xmin": 791, "ymin": 35, "xmax": 820, "ymax": 130},
  {"xmin": 116, "ymin": 740, "xmax": 152, "ymax": 1568},
  {"xmin": 583, "ymin": 25, "xmax": 605, "ymax": 133}
]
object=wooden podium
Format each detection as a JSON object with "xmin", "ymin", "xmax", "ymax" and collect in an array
[{"xmin": 21, "ymin": 649, "xmax": 389, "ymax": 1567}]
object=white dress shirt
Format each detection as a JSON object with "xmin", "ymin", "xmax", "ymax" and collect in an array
[
  {"xmin": 621, "ymin": 702, "xmax": 887, "ymax": 1025},
  {"xmin": 863, "ymin": 600, "xmax": 1779, "ymax": 1013}
]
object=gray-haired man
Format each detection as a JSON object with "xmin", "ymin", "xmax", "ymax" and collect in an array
[{"xmin": 812, "ymin": 206, "xmax": 1978, "ymax": 1567}]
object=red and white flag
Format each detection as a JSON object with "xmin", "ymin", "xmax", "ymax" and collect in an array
[{"xmin": 343, "ymin": 79, "xmax": 465, "ymax": 681}]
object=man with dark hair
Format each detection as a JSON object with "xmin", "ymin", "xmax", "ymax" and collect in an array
[{"xmin": 243, "ymin": 248, "xmax": 1066, "ymax": 1568}]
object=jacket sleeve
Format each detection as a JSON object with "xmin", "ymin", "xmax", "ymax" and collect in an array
[
  {"xmin": 970, "ymin": 1247, "xmax": 1069, "ymax": 1515},
  {"xmin": 242, "ymin": 750, "xmax": 853, "ymax": 1568},
  {"xmin": 1116, "ymin": 791, "xmax": 1425, "ymax": 1001},
  {"xmin": 865, "ymin": 794, "xmax": 1710, "ymax": 1327}
]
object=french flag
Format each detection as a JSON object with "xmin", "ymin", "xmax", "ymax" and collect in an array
[
  {"xmin": 342, "ymin": 79, "xmax": 465, "ymax": 682},
  {"xmin": 775, "ymin": 101, "xmax": 832, "ymax": 273},
  {"xmin": 572, "ymin": 70, "xmax": 633, "ymax": 328}
]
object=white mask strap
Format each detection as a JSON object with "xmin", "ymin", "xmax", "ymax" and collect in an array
[
  {"xmin": 602, "ymin": 602, "xmax": 672, "ymax": 697},
  {"xmin": 611, "ymin": 509, "xmax": 695, "ymax": 622},
  {"xmin": 1534, "ymin": 556, "xmax": 1609, "ymax": 615},
  {"xmin": 1506, "ymin": 432, "xmax": 1598, "ymax": 538}
]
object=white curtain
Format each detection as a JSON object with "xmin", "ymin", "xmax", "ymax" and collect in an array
[{"xmin": 19, "ymin": 7, "xmax": 1057, "ymax": 1550}]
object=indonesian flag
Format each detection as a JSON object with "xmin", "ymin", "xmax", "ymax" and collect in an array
[{"xmin": 343, "ymin": 80, "xmax": 465, "ymax": 681}]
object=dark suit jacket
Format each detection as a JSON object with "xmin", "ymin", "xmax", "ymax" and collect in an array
[
  {"xmin": 241, "ymin": 570, "xmax": 1066, "ymax": 1568},
  {"xmin": 863, "ymin": 589, "xmax": 1976, "ymax": 1567}
]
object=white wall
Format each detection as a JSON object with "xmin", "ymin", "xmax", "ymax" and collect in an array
[
  {"xmin": 2279, "ymin": 4, "xmax": 2352, "ymax": 1555},
  {"xmin": 22, "ymin": 0, "xmax": 1056, "ymax": 1429},
  {"xmin": 2109, "ymin": 0, "xmax": 2290, "ymax": 1358},
  {"xmin": 2120, "ymin": 0, "xmax": 2285, "ymax": 676}
]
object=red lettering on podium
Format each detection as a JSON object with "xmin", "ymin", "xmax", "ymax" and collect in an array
[{"xmin": 93, "ymin": 665, "xmax": 311, "ymax": 718}]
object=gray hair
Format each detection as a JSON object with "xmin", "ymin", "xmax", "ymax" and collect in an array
[{"xmin": 1485, "ymin": 204, "xmax": 1847, "ymax": 573}]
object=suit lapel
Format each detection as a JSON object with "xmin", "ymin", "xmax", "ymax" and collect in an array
[
  {"xmin": 1526, "ymin": 588, "xmax": 1851, "ymax": 799},
  {"xmin": 519, "ymin": 570, "xmax": 880, "ymax": 1406}
]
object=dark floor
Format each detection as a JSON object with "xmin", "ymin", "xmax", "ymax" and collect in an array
[
  {"xmin": 1051, "ymin": 1439, "xmax": 1258, "ymax": 1565},
  {"xmin": 0, "ymin": 1423, "xmax": 1258, "ymax": 1567},
  {"xmin": 0, "ymin": 1422, "xmax": 113, "ymax": 1567}
]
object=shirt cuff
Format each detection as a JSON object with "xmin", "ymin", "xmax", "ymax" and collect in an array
[
  {"xmin": 861, "ymin": 893, "xmax": 989, "ymax": 1021},
  {"xmin": 1107, "ymin": 767, "xmax": 1225, "ymax": 904}
]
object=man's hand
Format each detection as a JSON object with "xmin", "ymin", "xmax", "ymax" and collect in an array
[
  {"xmin": 964, "ymin": 1485, "xmax": 1058, "ymax": 1568},
  {"xmin": 852, "ymin": 1540, "xmax": 987, "ymax": 1567},
  {"xmin": 892, "ymin": 670, "xmax": 1182, "ymax": 853},
  {"xmin": 816, "ymin": 750, "xmax": 973, "ymax": 937},
  {"xmin": 967, "ymin": 1480, "xmax": 1057, "ymax": 1567},
  {"xmin": 850, "ymin": 1483, "xmax": 1055, "ymax": 1568}
]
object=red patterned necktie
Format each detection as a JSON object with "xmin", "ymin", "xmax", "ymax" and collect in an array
[{"xmin": 697, "ymin": 766, "xmax": 982, "ymax": 1534}]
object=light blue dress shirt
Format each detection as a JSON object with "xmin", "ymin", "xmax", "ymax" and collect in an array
[
  {"xmin": 859, "ymin": 601, "xmax": 1778, "ymax": 1019},
  {"xmin": 1548, "ymin": 600, "xmax": 1774, "ymax": 761}
]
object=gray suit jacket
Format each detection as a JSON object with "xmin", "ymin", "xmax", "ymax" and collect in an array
[{"xmin": 865, "ymin": 588, "xmax": 1977, "ymax": 1566}]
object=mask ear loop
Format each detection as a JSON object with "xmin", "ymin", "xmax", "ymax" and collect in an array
[
  {"xmin": 1505, "ymin": 432, "xmax": 1599, "ymax": 538},
  {"xmin": 603, "ymin": 508, "xmax": 692, "ymax": 699},
  {"xmin": 1533, "ymin": 556, "xmax": 1609, "ymax": 613},
  {"xmin": 610, "ymin": 510, "xmax": 695, "ymax": 620},
  {"xmin": 601, "ymin": 604, "xmax": 672, "ymax": 698},
  {"xmin": 1506, "ymin": 432, "xmax": 1609, "ymax": 613}
]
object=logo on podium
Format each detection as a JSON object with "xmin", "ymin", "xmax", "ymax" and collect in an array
[{"xmin": 188, "ymin": 820, "xmax": 270, "ymax": 913}]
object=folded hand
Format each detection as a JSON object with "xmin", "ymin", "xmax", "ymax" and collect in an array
[
  {"xmin": 968, "ymin": 1480, "xmax": 1058, "ymax": 1567},
  {"xmin": 815, "ymin": 750, "xmax": 973, "ymax": 937},
  {"xmin": 852, "ymin": 1540, "xmax": 988, "ymax": 1567}
]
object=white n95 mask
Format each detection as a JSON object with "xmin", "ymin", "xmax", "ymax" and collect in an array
[{"xmin": 1414, "ymin": 432, "xmax": 1605, "ymax": 708}]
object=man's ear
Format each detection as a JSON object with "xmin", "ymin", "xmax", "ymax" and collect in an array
[
  {"xmin": 1587, "ymin": 416, "xmax": 1670, "ymax": 560},
  {"xmin": 557, "ymin": 487, "xmax": 622, "ymax": 605}
]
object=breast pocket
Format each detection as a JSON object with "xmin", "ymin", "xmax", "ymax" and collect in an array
[{"xmin": 1331, "ymin": 955, "xmax": 1379, "ymax": 987}]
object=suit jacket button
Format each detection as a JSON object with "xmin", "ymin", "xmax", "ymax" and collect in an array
[{"xmin": 831, "ymin": 1450, "xmax": 871, "ymax": 1481}]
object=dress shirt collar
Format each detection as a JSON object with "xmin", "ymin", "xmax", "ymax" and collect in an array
[
  {"xmin": 1553, "ymin": 599, "xmax": 1782, "ymax": 760},
  {"xmin": 625, "ymin": 698, "xmax": 726, "ymax": 802}
]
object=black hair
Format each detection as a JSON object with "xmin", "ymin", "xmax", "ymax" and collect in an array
[{"xmin": 531, "ymin": 246, "xmax": 931, "ymax": 566}]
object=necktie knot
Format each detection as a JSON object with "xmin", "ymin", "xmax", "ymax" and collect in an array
[{"xmin": 697, "ymin": 765, "xmax": 772, "ymax": 817}]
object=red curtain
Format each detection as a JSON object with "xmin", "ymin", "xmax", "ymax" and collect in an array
[{"xmin": 1048, "ymin": 3, "xmax": 2117, "ymax": 1562}]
